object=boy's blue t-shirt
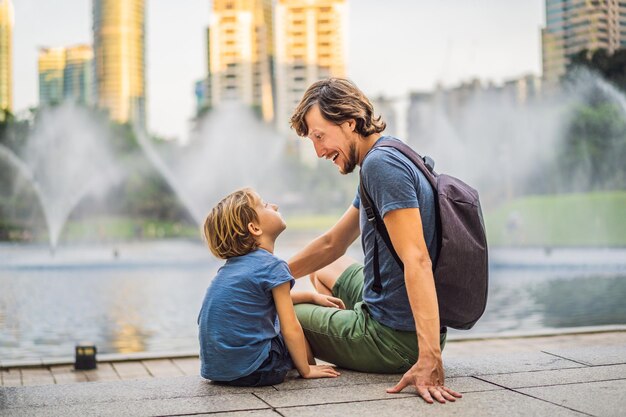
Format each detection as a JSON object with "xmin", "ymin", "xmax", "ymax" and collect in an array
[
  {"xmin": 198, "ymin": 248, "xmax": 295, "ymax": 381},
  {"xmin": 353, "ymin": 136, "xmax": 439, "ymax": 331}
]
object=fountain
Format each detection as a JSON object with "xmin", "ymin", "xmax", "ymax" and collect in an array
[
  {"xmin": 0, "ymin": 103, "xmax": 123, "ymax": 251},
  {"xmin": 136, "ymin": 102, "xmax": 289, "ymax": 225}
]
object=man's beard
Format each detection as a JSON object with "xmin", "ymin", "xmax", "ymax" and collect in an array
[{"xmin": 340, "ymin": 141, "xmax": 358, "ymax": 174}]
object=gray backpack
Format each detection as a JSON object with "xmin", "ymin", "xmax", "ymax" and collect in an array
[{"xmin": 359, "ymin": 138, "xmax": 488, "ymax": 330}]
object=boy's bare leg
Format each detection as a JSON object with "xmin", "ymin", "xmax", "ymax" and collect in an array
[
  {"xmin": 309, "ymin": 255, "xmax": 357, "ymax": 297},
  {"xmin": 309, "ymin": 274, "xmax": 333, "ymax": 295}
]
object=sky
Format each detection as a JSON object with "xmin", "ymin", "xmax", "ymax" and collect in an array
[{"xmin": 12, "ymin": 0, "xmax": 545, "ymax": 141}]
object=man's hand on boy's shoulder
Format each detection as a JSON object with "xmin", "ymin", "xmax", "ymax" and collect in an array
[{"xmin": 312, "ymin": 293, "xmax": 346, "ymax": 309}]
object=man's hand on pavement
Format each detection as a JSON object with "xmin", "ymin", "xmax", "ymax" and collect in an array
[{"xmin": 386, "ymin": 357, "xmax": 462, "ymax": 404}]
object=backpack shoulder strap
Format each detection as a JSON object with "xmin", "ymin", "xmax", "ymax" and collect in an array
[
  {"xmin": 359, "ymin": 169, "xmax": 404, "ymax": 294},
  {"xmin": 359, "ymin": 138, "xmax": 437, "ymax": 294}
]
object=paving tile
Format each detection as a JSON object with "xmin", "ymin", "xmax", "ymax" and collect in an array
[
  {"xmin": 543, "ymin": 345, "xmax": 626, "ymax": 366},
  {"xmin": 0, "ymin": 393, "xmax": 269, "ymax": 417},
  {"xmin": 172, "ymin": 357, "xmax": 201, "ymax": 375},
  {"xmin": 112, "ymin": 361, "xmax": 150, "ymax": 380},
  {"xmin": 444, "ymin": 351, "xmax": 584, "ymax": 377},
  {"xmin": 82, "ymin": 363, "xmax": 120, "ymax": 382},
  {"xmin": 20, "ymin": 368, "xmax": 55, "ymax": 386},
  {"xmin": 277, "ymin": 389, "xmax": 587, "ymax": 417},
  {"xmin": 518, "ymin": 378, "xmax": 626, "ymax": 417},
  {"xmin": 194, "ymin": 411, "xmax": 281, "ymax": 417},
  {"xmin": 275, "ymin": 369, "xmax": 379, "ymax": 391},
  {"xmin": 258, "ymin": 382, "xmax": 421, "ymax": 408},
  {"xmin": 444, "ymin": 332, "xmax": 626, "ymax": 360},
  {"xmin": 50, "ymin": 365, "xmax": 87, "ymax": 384},
  {"xmin": 141, "ymin": 359, "xmax": 184, "ymax": 378},
  {"xmin": 1, "ymin": 369, "xmax": 21, "ymax": 387},
  {"xmin": 532, "ymin": 332, "xmax": 626, "ymax": 350},
  {"xmin": 0, "ymin": 375, "xmax": 274, "ymax": 410},
  {"xmin": 49, "ymin": 366, "xmax": 88, "ymax": 384},
  {"xmin": 480, "ymin": 363, "xmax": 626, "ymax": 388},
  {"xmin": 275, "ymin": 370, "xmax": 498, "ymax": 395}
]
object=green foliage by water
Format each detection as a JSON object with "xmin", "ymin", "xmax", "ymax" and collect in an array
[{"xmin": 486, "ymin": 191, "xmax": 626, "ymax": 247}]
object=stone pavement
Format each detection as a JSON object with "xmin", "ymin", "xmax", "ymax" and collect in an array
[{"xmin": 1, "ymin": 331, "xmax": 625, "ymax": 416}]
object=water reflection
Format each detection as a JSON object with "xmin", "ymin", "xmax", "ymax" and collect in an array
[
  {"xmin": 0, "ymin": 242, "xmax": 625, "ymax": 360},
  {"xmin": 531, "ymin": 275, "xmax": 626, "ymax": 328}
]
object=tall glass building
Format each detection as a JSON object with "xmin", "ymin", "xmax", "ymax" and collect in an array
[
  {"xmin": 38, "ymin": 45, "xmax": 94, "ymax": 107},
  {"xmin": 274, "ymin": 0, "xmax": 348, "ymax": 135},
  {"xmin": 542, "ymin": 0, "xmax": 626, "ymax": 84},
  {"xmin": 0, "ymin": 0, "xmax": 13, "ymax": 115},
  {"xmin": 64, "ymin": 45, "xmax": 94, "ymax": 105},
  {"xmin": 38, "ymin": 47, "xmax": 66, "ymax": 106},
  {"xmin": 208, "ymin": 0, "xmax": 275, "ymax": 122},
  {"xmin": 93, "ymin": 0, "xmax": 146, "ymax": 128}
]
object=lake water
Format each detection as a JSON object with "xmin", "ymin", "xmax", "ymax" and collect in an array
[{"xmin": 1, "ymin": 240, "xmax": 625, "ymax": 361}]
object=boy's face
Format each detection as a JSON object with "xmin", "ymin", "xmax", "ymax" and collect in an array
[{"xmin": 252, "ymin": 192, "xmax": 286, "ymax": 238}]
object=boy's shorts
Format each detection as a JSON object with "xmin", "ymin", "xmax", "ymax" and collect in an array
[
  {"xmin": 219, "ymin": 334, "xmax": 293, "ymax": 387},
  {"xmin": 295, "ymin": 263, "xmax": 447, "ymax": 373}
]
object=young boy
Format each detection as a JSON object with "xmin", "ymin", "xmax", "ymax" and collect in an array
[{"xmin": 198, "ymin": 188, "xmax": 342, "ymax": 386}]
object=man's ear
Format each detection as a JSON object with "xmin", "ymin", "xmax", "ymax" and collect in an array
[
  {"xmin": 343, "ymin": 119, "xmax": 356, "ymax": 132},
  {"xmin": 248, "ymin": 222, "xmax": 262, "ymax": 237}
]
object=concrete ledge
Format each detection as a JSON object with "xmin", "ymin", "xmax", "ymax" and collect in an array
[{"xmin": 4, "ymin": 327, "xmax": 625, "ymax": 370}]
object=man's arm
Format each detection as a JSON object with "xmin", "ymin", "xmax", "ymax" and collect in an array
[
  {"xmin": 383, "ymin": 207, "xmax": 462, "ymax": 404},
  {"xmin": 288, "ymin": 205, "xmax": 360, "ymax": 278}
]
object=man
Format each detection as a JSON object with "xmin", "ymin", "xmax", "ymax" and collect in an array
[{"xmin": 287, "ymin": 78, "xmax": 462, "ymax": 404}]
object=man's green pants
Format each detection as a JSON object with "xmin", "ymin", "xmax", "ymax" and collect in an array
[{"xmin": 295, "ymin": 264, "xmax": 446, "ymax": 373}]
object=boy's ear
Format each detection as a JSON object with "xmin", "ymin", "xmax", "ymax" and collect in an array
[{"xmin": 247, "ymin": 222, "xmax": 262, "ymax": 237}]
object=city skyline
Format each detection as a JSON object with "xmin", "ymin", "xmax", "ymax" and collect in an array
[{"xmin": 13, "ymin": 0, "xmax": 543, "ymax": 140}]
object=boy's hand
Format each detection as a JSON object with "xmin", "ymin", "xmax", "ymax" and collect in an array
[
  {"xmin": 312, "ymin": 293, "xmax": 346, "ymax": 309},
  {"xmin": 302, "ymin": 365, "xmax": 341, "ymax": 379}
]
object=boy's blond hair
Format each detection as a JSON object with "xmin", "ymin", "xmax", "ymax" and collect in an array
[{"xmin": 203, "ymin": 188, "xmax": 259, "ymax": 259}]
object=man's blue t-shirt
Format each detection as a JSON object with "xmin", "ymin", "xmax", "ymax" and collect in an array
[
  {"xmin": 353, "ymin": 136, "xmax": 438, "ymax": 331},
  {"xmin": 198, "ymin": 249, "xmax": 294, "ymax": 381}
]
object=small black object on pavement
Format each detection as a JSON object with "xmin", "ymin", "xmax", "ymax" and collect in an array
[{"xmin": 74, "ymin": 343, "xmax": 97, "ymax": 370}]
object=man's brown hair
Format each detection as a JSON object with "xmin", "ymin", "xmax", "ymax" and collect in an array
[
  {"xmin": 290, "ymin": 78, "xmax": 386, "ymax": 137},
  {"xmin": 202, "ymin": 188, "xmax": 259, "ymax": 259}
]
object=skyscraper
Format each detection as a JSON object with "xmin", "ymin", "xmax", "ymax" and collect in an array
[
  {"xmin": 64, "ymin": 45, "xmax": 94, "ymax": 105},
  {"xmin": 38, "ymin": 45, "xmax": 94, "ymax": 107},
  {"xmin": 208, "ymin": 0, "xmax": 274, "ymax": 122},
  {"xmin": 542, "ymin": 0, "xmax": 626, "ymax": 84},
  {"xmin": 0, "ymin": 0, "xmax": 13, "ymax": 115},
  {"xmin": 38, "ymin": 47, "xmax": 66, "ymax": 106},
  {"xmin": 93, "ymin": 0, "xmax": 146, "ymax": 127},
  {"xmin": 274, "ymin": 0, "xmax": 347, "ymax": 133}
]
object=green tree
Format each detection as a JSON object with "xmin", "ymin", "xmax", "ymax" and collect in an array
[
  {"xmin": 557, "ymin": 102, "xmax": 626, "ymax": 192},
  {"xmin": 568, "ymin": 48, "xmax": 626, "ymax": 92}
]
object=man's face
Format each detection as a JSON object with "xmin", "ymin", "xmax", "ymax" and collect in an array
[{"xmin": 304, "ymin": 104, "xmax": 358, "ymax": 175}]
